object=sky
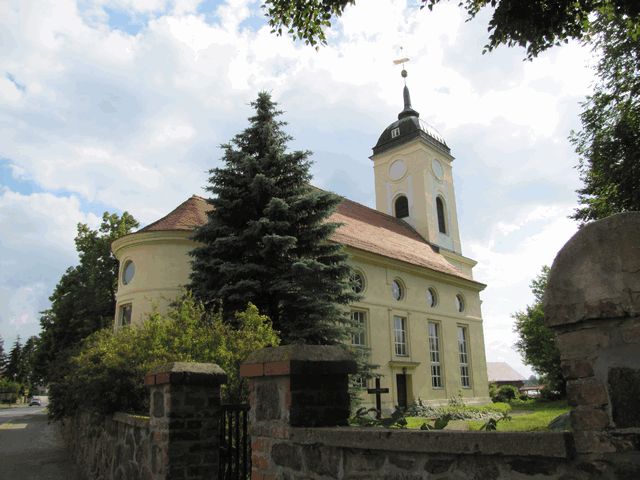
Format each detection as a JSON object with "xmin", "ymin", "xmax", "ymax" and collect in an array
[{"xmin": 0, "ymin": 0, "xmax": 595, "ymax": 377}]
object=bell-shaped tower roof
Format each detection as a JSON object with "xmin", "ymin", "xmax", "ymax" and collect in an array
[{"xmin": 373, "ymin": 70, "xmax": 448, "ymax": 156}]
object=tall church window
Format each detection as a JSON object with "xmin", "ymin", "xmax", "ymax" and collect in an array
[
  {"xmin": 351, "ymin": 310, "xmax": 368, "ymax": 388},
  {"xmin": 458, "ymin": 325, "xmax": 471, "ymax": 388},
  {"xmin": 351, "ymin": 310, "xmax": 367, "ymax": 346},
  {"xmin": 394, "ymin": 316, "xmax": 408, "ymax": 356},
  {"xmin": 394, "ymin": 195, "xmax": 409, "ymax": 218},
  {"xmin": 436, "ymin": 196, "xmax": 447, "ymax": 233},
  {"xmin": 428, "ymin": 322, "xmax": 442, "ymax": 388}
]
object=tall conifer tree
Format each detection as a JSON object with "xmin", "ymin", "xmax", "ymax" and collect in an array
[
  {"xmin": 6, "ymin": 336, "xmax": 22, "ymax": 381},
  {"xmin": 0, "ymin": 335, "xmax": 6, "ymax": 376},
  {"xmin": 190, "ymin": 92, "xmax": 358, "ymax": 344}
]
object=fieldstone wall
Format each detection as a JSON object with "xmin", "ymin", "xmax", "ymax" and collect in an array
[
  {"xmin": 64, "ymin": 361, "xmax": 227, "ymax": 480},
  {"xmin": 254, "ymin": 428, "xmax": 583, "ymax": 480},
  {"xmin": 64, "ymin": 411, "xmax": 151, "ymax": 480}
]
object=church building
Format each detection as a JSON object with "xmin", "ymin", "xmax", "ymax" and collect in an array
[{"xmin": 111, "ymin": 75, "xmax": 491, "ymax": 410}]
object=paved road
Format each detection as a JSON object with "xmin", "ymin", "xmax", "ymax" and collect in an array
[{"xmin": 0, "ymin": 407, "xmax": 81, "ymax": 480}]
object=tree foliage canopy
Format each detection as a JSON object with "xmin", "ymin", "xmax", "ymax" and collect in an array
[
  {"xmin": 571, "ymin": 15, "xmax": 640, "ymax": 223},
  {"xmin": 35, "ymin": 212, "xmax": 138, "ymax": 383},
  {"xmin": 190, "ymin": 92, "xmax": 358, "ymax": 345},
  {"xmin": 513, "ymin": 266, "xmax": 565, "ymax": 395},
  {"xmin": 48, "ymin": 294, "xmax": 279, "ymax": 420},
  {"xmin": 264, "ymin": 0, "xmax": 640, "ymax": 57}
]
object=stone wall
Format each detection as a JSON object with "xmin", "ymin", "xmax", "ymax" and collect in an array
[
  {"xmin": 255, "ymin": 428, "xmax": 584, "ymax": 480},
  {"xmin": 64, "ymin": 411, "xmax": 151, "ymax": 480},
  {"xmin": 240, "ymin": 345, "xmax": 589, "ymax": 480},
  {"xmin": 63, "ymin": 362, "xmax": 227, "ymax": 480}
]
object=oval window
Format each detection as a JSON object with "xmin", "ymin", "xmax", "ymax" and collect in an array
[
  {"xmin": 391, "ymin": 280, "xmax": 404, "ymax": 301},
  {"xmin": 426, "ymin": 287, "xmax": 438, "ymax": 308},
  {"xmin": 122, "ymin": 260, "xmax": 135, "ymax": 285},
  {"xmin": 351, "ymin": 271, "xmax": 365, "ymax": 294},
  {"xmin": 455, "ymin": 294, "xmax": 465, "ymax": 313}
]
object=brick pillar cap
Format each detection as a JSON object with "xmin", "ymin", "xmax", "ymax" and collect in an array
[
  {"xmin": 144, "ymin": 361, "xmax": 227, "ymax": 386},
  {"xmin": 240, "ymin": 345, "xmax": 357, "ymax": 378},
  {"xmin": 545, "ymin": 212, "xmax": 640, "ymax": 328}
]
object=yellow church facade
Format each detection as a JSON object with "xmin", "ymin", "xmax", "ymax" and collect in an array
[{"xmin": 111, "ymin": 81, "xmax": 491, "ymax": 410}]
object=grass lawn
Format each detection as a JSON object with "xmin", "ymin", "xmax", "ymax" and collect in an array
[
  {"xmin": 467, "ymin": 400, "xmax": 570, "ymax": 432},
  {"xmin": 402, "ymin": 400, "xmax": 570, "ymax": 432}
]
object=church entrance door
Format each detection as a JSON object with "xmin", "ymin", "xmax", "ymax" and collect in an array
[{"xmin": 396, "ymin": 374, "xmax": 408, "ymax": 409}]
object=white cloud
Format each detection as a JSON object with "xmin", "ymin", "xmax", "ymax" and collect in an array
[{"xmin": 0, "ymin": 189, "xmax": 100, "ymax": 343}]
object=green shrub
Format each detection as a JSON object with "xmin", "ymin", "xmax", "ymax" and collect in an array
[
  {"xmin": 488, "ymin": 383, "xmax": 498, "ymax": 401},
  {"xmin": 540, "ymin": 386, "xmax": 562, "ymax": 401},
  {"xmin": 494, "ymin": 384, "xmax": 520, "ymax": 403},
  {"xmin": 0, "ymin": 379, "xmax": 22, "ymax": 404},
  {"xmin": 48, "ymin": 293, "xmax": 279, "ymax": 420}
]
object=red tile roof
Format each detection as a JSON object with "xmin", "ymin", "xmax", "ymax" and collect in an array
[
  {"xmin": 141, "ymin": 194, "xmax": 471, "ymax": 281},
  {"xmin": 140, "ymin": 195, "xmax": 212, "ymax": 232}
]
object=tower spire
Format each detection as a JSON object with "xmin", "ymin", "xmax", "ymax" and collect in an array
[{"xmin": 393, "ymin": 52, "xmax": 419, "ymax": 120}]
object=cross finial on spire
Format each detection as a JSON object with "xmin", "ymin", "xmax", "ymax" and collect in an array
[
  {"xmin": 393, "ymin": 47, "xmax": 419, "ymax": 120},
  {"xmin": 393, "ymin": 47, "xmax": 410, "ymax": 86}
]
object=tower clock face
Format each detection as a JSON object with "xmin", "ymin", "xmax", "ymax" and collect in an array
[
  {"xmin": 389, "ymin": 159, "xmax": 407, "ymax": 181},
  {"xmin": 432, "ymin": 159, "xmax": 444, "ymax": 180}
]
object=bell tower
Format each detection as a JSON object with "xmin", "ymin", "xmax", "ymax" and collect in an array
[{"xmin": 370, "ymin": 65, "xmax": 463, "ymax": 256}]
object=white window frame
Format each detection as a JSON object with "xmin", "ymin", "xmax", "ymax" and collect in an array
[
  {"xmin": 351, "ymin": 310, "xmax": 367, "ymax": 347},
  {"xmin": 457, "ymin": 325, "xmax": 471, "ymax": 388},
  {"xmin": 428, "ymin": 322, "xmax": 443, "ymax": 388},
  {"xmin": 393, "ymin": 315, "xmax": 408, "ymax": 357}
]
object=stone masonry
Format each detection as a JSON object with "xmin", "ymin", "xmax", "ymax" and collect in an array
[
  {"xmin": 545, "ymin": 212, "xmax": 640, "ymax": 477},
  {"xmin": 64, "ymin": 411, "xmax": 152, "ymax": 480},
  {"xmin": 65, "ymin": 361, "xmax": 227, "ymax": 480},
  {"xmin": 144, "ymin": 362, "xmax": 227, "ymax": 480}
]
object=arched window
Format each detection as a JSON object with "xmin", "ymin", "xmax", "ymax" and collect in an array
[
  {"xmin": 395, "ymin": 195, "xmax": 409, "ymax": 218},
  {"xmin": 436, "ymin": 196, "xmax": 447, "ymax": 234}
]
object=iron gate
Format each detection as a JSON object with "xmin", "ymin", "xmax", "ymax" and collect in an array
[{"xmin": 219, "ymin": 404, "xmax": 250, "ymax": 480}]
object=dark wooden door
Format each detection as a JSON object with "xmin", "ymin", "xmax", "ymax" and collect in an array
[{"xmin": 396, "ymin": 374, "xmax": 407, "ymax": 409}]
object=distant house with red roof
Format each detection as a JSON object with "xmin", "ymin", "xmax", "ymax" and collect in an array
[{"xmin": 487, "ymin": 362, "xmax": 527, "ymax": 388}]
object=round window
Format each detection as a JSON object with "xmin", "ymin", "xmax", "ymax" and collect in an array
[
  {"xmin": 455, "ymin": 294, "xmax": 465, "ymax": 313},
  {"xmin": 391, "ymin": 280, "xmax": 404, "ymax": 301},
  {"xmin": 122, "ymin": 260, "xmax": 135, "ymax": 285},
  {"xmin": 351, "ymin": 271, "xmax": 365, "ymax": 294},
  {"xmin": 426, "ymin": 287, "xmax": 438, "ymax": 308}
]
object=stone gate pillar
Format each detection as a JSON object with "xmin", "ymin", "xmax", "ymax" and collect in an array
[
  {"xmin": 240, "ymin": 345, "xmax": 357, "ymax": 479},
  {"xmin": 544, "ymin": 213, "xmax": 640, "ymax": 467},
  {"xmin": 145, "ymin": 362, "xmax": 227, "ymax": 480}
]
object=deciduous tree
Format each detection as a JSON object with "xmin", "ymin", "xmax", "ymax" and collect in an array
[
  {"xmin": 513, "ymin": 267, "xmax": 565, "ymax": 395},
  {"xmin": 571, "ymin": 15, "xmax": 640, "ymax": 223},
  {"xmin": 264, "ymin": 0, "xmax": 640, "ymax": 57},
  {"xmin": 35, "ymin": 212, "xmax": 138, "ymax": 383}
]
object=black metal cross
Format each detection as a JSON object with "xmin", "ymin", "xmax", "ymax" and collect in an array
[{"xmin": 367, "ymin": 378, "xmax": 389, "ymax": 419}]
